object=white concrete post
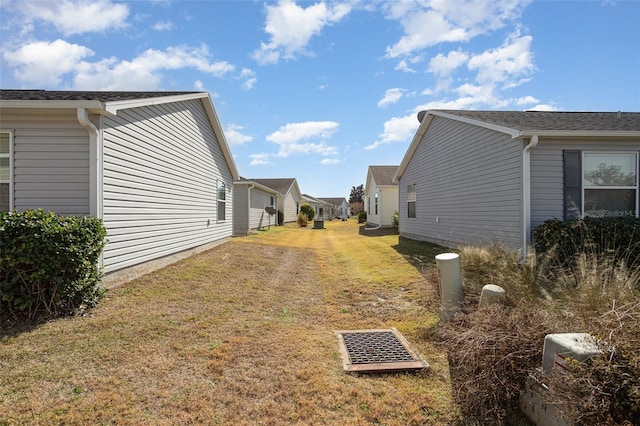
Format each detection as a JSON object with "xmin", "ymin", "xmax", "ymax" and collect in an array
[
  {"xmin": 435, "ymin": 253, "xmax": 463, "ymax": 319},
  {"xmin": 478, "ymin": 284, "xmax": 506, "ymax": 309}
]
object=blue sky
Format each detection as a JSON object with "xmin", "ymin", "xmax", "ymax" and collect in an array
[{"xmin": 1, "ymin": 0, "xmax": 639, "ymax": 199}]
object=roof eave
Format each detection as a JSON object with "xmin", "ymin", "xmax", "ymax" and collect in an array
[
  {"xmin": 0, "ymin": 99, "xmax": 106, "ymax": 112},
  {"xmin": 104, "ymin": 92, "xmax": 208, "ymax": 114}
]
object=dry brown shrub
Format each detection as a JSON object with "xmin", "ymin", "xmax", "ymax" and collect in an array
[
  {"xmin": 440, "ymin": 245, "xmax": 640, "ymax": 425},
  {"xmin": 437, "ymin": 303, "xmax": 552, "ymax": 425}
]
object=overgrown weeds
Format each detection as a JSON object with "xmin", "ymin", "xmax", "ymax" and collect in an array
[{"xmin": 437, "ymin": 243, "xmax": 640, "ymax": 425}]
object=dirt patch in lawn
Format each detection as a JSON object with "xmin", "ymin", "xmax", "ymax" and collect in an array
[{"xmin": 0, "ymin": 220, "xmax": 458, "ymax": 425}]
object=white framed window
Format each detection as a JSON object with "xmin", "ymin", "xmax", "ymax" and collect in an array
[
  {"xmin": 0, "ymin": 132, "xmax": 12, "ymax": 212},
  {"xmin": 407, "ymin": 184, "xmax": 416, "ymax": 219},
  {"xmin": 217, "ymin": 180, "xmax": 226, "ymax": 221},
  {"xmin": 583, "ymin": 152, "xmax": 638, "ymax": 218},
  {"xmin": 374, "ymin": 193, "xmax": 378, "ymax": 215},
  {"xmin": 270, "ymin": 196, "xmax": 274, "ymax": 206}
]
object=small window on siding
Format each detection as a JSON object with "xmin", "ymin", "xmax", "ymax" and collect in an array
[
  {"xmin": 583, "ymin": 152, "xmax": 638, "ymax": 217},
  {"xmin": 374, "ymin": 193, "xmax": 378, "ymax": 215},
  {"xmin": 270, "ymin": 196, "xmax": 274, "ymax": 206},
  {"xmin": 217, "ymin": 180, "xmax": 226, "ymax": 221},
  {"xmin": 407, "ymin": 184, "xmax": 416, "ymax": 219},
  {"xmin": 0, "ymin": 133, "xmax": 10, "ymax": 212}
]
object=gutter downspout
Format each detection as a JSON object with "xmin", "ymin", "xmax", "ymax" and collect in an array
[
  {"xmin": 248, "ymin": 184, "xmax": 254, "ymax": 234},
  {"xmin": 77, "ymin": 108, "xmax": 104, "ymax": 271},
  {"xmin": 77, "ymin": 108, "xmax": 103, "ymax": 220},
  {"xmin": 522, "ymin": 134, "xmax": 539, "ymax": 259}
]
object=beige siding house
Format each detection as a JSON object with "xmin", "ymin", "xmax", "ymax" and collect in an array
[
  {"xmin": 233, "ymin": 178, "xmax": 280, "ymax": 235},
  {"xmin": 249, "ymin": 178, "xmax": 303, "ymax": 224},
  {"xmin": 395, "ymin": 110, "xmax": 640, "ymax": 254},
  {"xmin": 0, "ymin": 90, "xmax": 239, "ymax": 285},
  {"xmin": 364, "ymin": 166, "xmax": 399, "ymax": 228}
]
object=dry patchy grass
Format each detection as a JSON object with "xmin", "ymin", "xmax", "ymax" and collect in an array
[{"xmin": 1, "ymin": 219, "xmax": 457, "ymax": 425}]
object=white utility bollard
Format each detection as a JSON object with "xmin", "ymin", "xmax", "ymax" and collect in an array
[
  {"xmin": 478, "ymin": 284, "xmax": 506, "ymax": 308},
  {"xmin": 435, "ymin": 253, "xmax": 463, "ymax": 319},
  {"xmin": 542, "ymin": 333, "xmax": 600, "ymax": 375}
]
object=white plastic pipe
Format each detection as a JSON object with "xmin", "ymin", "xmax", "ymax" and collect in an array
[{"xmin": 435, "ymin": 253, "xmax": 463, "ymax": 318}]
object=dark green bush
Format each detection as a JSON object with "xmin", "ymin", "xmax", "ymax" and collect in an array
[
  {"xmin": 533, "ymin": 217, "xmax": 640, "ymax": 269},
  {"xmin": 357, "ymin": 211, "xmax": 367, "ymax": 223},
  {"xmin": 277, "ymin": 210, "xmax": 284, "ymax": 226},
  {"xmin": 299, "ymin": 203, "xmax": 315, "ymax": 221},
  {"xmin": 0, "ymin": 209, "xmax": 107, "ymax": 322}
]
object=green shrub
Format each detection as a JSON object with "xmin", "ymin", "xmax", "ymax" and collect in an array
[
  {"xmin": 0, "ymin": 209, "xmax": 107, "ymax": 322},
  {"xmin": 357, "ymin": 211, "xmax": 367, "ymax": 223},
  {"xmin": 277, "ymin": 210, "xmax": 284, "ymax": 226},
  {"xmin": 534, "ymin": 217, "xmax": 640, "ymax": 270},
  {"xmin": 299, "ymin": 203, "xmax": 315, "ymax": 221},
  {"xmin": 392, "ymin": 211, "xmax": 399, "ymax": 229},
  {"xmin": 296, "ymin": 212, "xmax": 308, "ymax": 227}
]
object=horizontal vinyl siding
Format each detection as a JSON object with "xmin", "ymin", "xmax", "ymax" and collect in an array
[
  {"xmin": 380, "ymin": 187, "xmax": 398, "ymax": 227},
  {"xmin": 399, "ymin": 116, "xmax": 523, "ymax": 250},
  {"xmin": 102, "ymin": 99, "xmax": 233, "ymax": 273},
  {"xmin": 233, "ymin": 184, "xmax": 249, "ymax": 235},
  {"xmin": 1, "ymin": 109, "xmax": 90, "ymax": 215},
  {"xmin": 283, "ymin": 193, "xmax": 298, "ymax": 223},
  {"xmin": 530, "ymin": 139, "xmax": 640, "ymax": 231},
  {"xmin": 249, "ymin": 188, "xmax": 275, "ymax": 230}
]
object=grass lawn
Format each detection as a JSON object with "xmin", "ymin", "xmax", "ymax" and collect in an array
[{"xmin": 1, "ymin": 219, "xmax": 458, "ymax": 425}]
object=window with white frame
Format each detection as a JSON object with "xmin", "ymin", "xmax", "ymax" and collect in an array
[
  {"xmin": 374, "ymin": 193, "xmax": 378, "ymax": 215},
  {"xmin": 0, "ymin": 133, "xmax": 10, "ymax": 212},
  {"xmin": 583, "ymin": 152, "xmax": 638, "ymax": 218},
  {"xmin": 217, "ymin": 180, "xmax": 226, "ymax": 221},
  {"xmin": 407, "ymin": 184, "xmax": 416, "ymax": 219}
]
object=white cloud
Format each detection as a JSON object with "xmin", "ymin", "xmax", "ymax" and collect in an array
[
  {"xmin": 238, "ymin": 68, "xmax": 257, "ymax": 90},
  {"xmin": 225, "ymin": 124, "xmax": 253, "ymax": 146},
  {"xmin": 378, "ymin": 88, "xmax": 405, "ymax": 107},
  {"xmin": 428, "ymin": 50, "xmax": 469, "ymax": 77},
  {"xmin": 394, "ymin": 59, "xmax": 416, "ymax": 73},
  {"xmin": 3, "ymin": 39, "xmax": 94, "ymax": 86},
  {"xmin": 266, "ymin": 121, "xmax": 339, "ymax": 157},
  {"xmin": 250, "ymin": 153, "xmax": 273, "ymax": 166},
  {"xmin": 365, "ymin": 114, "xmax": 419, "ymax": 150},
  {"xmin": 528, "ymin": 104, "xmax": 558, "ymax": 111},
  {"xmin": 14, "ymin": 0, "xmax": 129, "ymax": 35},
  {"xmin": 384, "ymin": 0, "xmax": 531, "ymax": 58},
  {"xmin": 468, "ymin": 32, "xmax": 534, "ymax": 87},
  {"xmin": 320, "ymin": 158, "xmax": 341, "ymax": 165},
  {"xmin": 515, "ymin": 95, "xmax": 539, "ymax": 105},
  {"xmin": 194, "ymin": 80, "xmax": 205, "ymax": 90},
  {"xmin": 4, "ymin": 40, "xmax": 236, "ymax": 90},
  {"xmin": 153, "ymin": 21, "xmax": 175, "ymax": 31},
  {"xmin": 252, "ymin": 0, "xmax": 352, "ymax": 64}
]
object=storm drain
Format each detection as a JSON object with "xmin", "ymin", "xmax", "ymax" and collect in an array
[{"xmin": 335, "ymin": 328, "xmax": 429, "ymax": 373}]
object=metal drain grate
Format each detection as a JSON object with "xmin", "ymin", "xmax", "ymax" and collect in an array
[{"xmin": 335, "ymin": 328, "xmax": 429, "ymax": 373}]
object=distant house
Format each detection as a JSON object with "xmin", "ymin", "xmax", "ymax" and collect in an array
[
  {"xmin": 302, "ymin": 193, "xmax": 327, "ymax": 219},
  {"xmin": 318, "ymin": 197, "xmax": 349, "ymax": 220},
  {"xmin": 395, "ymin": 110, "xmax": 640, "ymax": 254},
  {"xmin": 0, "ymin": 90, "xmax": 239, "ymax": 286},
  {"xmin": 364, "ymin": 165, "xmax": 399, "ymax": 228},
  {"xmin": 249, "ymin": 178, "xmax": 303, "ymax": 224},
  {"xmin": 233, "ymin": 178, "xmax": 280, "ymax": 236}
]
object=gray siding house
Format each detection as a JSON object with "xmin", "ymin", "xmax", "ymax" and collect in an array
[
  {"xmin": 364, "ymin": 165, "xmax": 399, "ymax": 228},
  {"xmin": 318, "ymin": 197, "xmax": 349, "ymax": 220},
  {"xmin": 249, "ymin": 178, "xmax": 303, "ymax": 224},
  {"xmin": 395, "ymin": 110, "xmax": 640, "ymax": 254},
  {"xmin": 0, "ymin": 90, "xmax": 239, "ymax": 285},
  {"xmin": 233, "ymin": 178, "xmax": 280, "ymax": 235}
]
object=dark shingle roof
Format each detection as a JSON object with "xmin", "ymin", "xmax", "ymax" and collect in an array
[
  {"xmin": 369, "ymin": 165, "xmax": 399, "ymax": 186},
  {"xmin": 318, "ymin": 197, "xmax": 346, "ymax": 206},
  {"xmin": 250, "ymin": 178, "xmax": 296, "ymax": 195},
  {"xmin": 0, "ymin": 89, "xmax": 201, "ymax": 102},
  {"xmin": 433, "ymin": 110, "xmax": 640, "ymax": 132}
]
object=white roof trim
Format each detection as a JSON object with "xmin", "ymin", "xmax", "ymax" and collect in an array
[
  {"xmin": 0, "ymin": 99, "xmax": 105, "ymax": 111},
  {"xmin": 234, "ymin": 180, "xmax": 281, "ymax": 195},
  {"xmin": 429, "ymin": 110, "xmax": 522, "ymax": 138},
  {"xmin": 104, "ymin": 92, "xmax": 208, "ymax": 114}
]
